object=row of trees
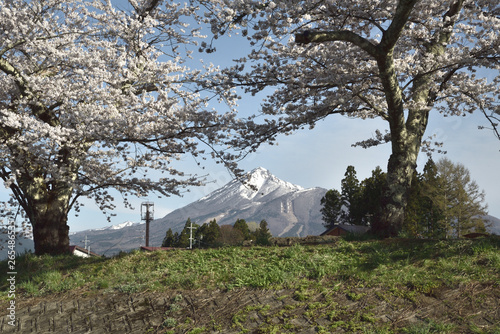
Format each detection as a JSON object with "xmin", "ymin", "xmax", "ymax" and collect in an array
[
  {"xmin": 321, "ymin": 158, "xmax": 489, "ymax": 238},
  {"xmin": 162, "ymin": 218, "xmax": 273, "ymax": 248}
]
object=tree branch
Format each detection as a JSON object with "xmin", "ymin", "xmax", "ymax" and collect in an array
[
  {"xmin": 295, "ymin": 30, "xmax": 378, "ymax": 58},
  {"xmin": 379, "ymin": 0, "xmax": 419, "ymax": 53}
]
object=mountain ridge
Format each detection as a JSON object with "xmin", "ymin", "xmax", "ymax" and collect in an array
[{"xmin": 151, "ymin": 167, "xmax": 327, "ymax": 239}]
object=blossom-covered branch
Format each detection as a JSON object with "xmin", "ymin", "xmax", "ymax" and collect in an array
[{"xmin": 0, "ymin": 0, "xmax": 240, "ymax": 255}]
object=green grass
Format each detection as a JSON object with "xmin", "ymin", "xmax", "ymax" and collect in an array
[
  {"xmin": 1, "ymin": 237, "xmax": 499, "ymax": 333},
  {"xmin": 1, "ymin": 237, "xmax": 498, "ymax": 299}
]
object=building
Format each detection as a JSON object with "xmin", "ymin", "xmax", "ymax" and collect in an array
[
  {"xmin": 140, "ymin": 246, "xmax": 176, "ymax": 252},
  {"xmin": 69, "ymin": 245, "xmax": 101, "ymax": 258},
  {"xmin": 320, "ymin": 224, "xmax": 371, "ymax": 237}
]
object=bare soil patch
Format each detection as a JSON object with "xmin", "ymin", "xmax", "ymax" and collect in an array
[{"xmin": 1, "ymin": 282, "xmax": 498, "ymax": 333}]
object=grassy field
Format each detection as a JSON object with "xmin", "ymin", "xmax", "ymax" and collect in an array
[{"xmin": 1, "ymin": 236, "xmax": 499, "ymax": 333}]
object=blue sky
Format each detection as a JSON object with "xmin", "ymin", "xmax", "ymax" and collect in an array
[{"xmin": 1, "ymin": 1, "xmax": 498, "ymax": 233}]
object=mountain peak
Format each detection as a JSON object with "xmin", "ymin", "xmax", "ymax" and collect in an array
[
  {"xmin": 243, "ymin": 167, "xmax": 303, "ymax": 200},
  {"xmin": 250, "ymin": 166, "xmax": 271, "ymax": 175},
  {"xmin": 246, "ymin": 167, "xmax": 273, "ymax": 190},
  {"xmin": 197, "ymin": 167, "xmax": 303, "ymax": 203}
]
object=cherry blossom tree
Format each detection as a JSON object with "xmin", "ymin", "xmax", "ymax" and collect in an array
[
  {"xmin": 0, "ymin": 0, "xmax": 239, "ymax": 255},
  {"xmin": 198, "ymin": 0, "xmax": 500, "ymax": 237}
]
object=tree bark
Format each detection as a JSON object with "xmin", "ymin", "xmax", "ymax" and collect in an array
[
  {"xmin": 26, "ymin": 181, "xmax": 73, "ymax": 255},
  {"xmin": 374, "ymin": 138, "xmax": 421, "ymax": 237},
  {"xmin": 15, "ymin": 160, "xmax": 76, "ymax": 255},
  {"xmin": 32, "ymin": 211, "xmax": 70, "ymax": 256}
]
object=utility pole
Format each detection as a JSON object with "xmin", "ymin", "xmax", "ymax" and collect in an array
[
  {"xmin": 81, "ymin": 235, "xmax": 90, "ymax": 255},
  {"xmin": 141, "ymin": 202, "xmax": 154, "ymax": 247},
  {"xmin": 187, "ymin": 221, "xmax": 196, "ymax": 250}
]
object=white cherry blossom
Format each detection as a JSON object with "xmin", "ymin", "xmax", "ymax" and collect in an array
[{"xmin": 0, "ymin": 0, "xmax": 239, "ymax": 255}]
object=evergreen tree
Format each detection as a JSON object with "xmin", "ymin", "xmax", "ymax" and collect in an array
[
  {"xmin": 405, "ymin": 158, "xmax": 450, "ymax": 238},
  {"xmin": 199, "ymin": 219, "xmax": 220, "ymax": 247},
  {"xmin": 255, "ymin": 219, "xmax": 272, "ymax": 246},
  {"xmin": 405, "ymin": 170, "xmax": 426, "ymax": 237},
  {"xmin": 415, "ymin": 159, "xmax": 446, "ymax": 238},
  {"xmin": 321, "ymin": 166, "xmax": 384, "ymax": 228},
  {"xmin": 320, "ymin": 189, "xmax": 342, "ymax": 229},
  {"xmin": 358, "ymin": 166, "xmax": 386, "ymax": 226},
  {"xmin": 162, "ymin": 228, "xmax": 175, "ymax": 247},
  {"xmin": 340, "ymin": 166, "xmax": 363, "ymax": 225},
  {"xmin": 177, "ymin": 218, "xmax": 198, "ymax": 248},
  {"xmin": 233, "ymin": 219, "xmax": 251, "ymax": 240},
  {"xmin": 172, "ymin": 232, "xmax": 179, "ymax": 247},
  {"xmin": 404, "ymin": 158, "xmax": 488, "ymax": 238}
]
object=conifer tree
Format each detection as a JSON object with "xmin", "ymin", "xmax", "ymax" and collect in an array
[
  {"xmin": 340, "ymin": 166, "xmax": 363, "ymax": 225},
  {"xmin": 255, "ymin": 220, "xmax": 272, "ymax": 246},
  {"xmin": 177, "ymin": 218, "xmax": 198, "ymax": 248},
  {"xmin": 435, "ymin": 158, "xmax": 489, "ymax": 237},
  {"xmin": 162, "ymin": 228, "xmax": 175, "ymax": 247},
  {"xmin": 405, "ymin": 171, "xmax": 427, "ymax": 236},
  {"xmin": 419, "ymin": 159, "xmax": 446, "ymax": 237},
  {"xmin": 199, "ymin": 219, "xmax": 220, "ymax": 246},
  {"xmin": 358, "ymin": 166, "xmax": 386, "ymax": 226},
  {"xmin": 233, "ymin": 218, "xmax": 251, "ymax": 240},
  {"xmin": 320, "ymin": 189, "xmax": 342, "ymax": 229},
  {"xmin": 405, "ymin": 158, "xmax": 488, "ymax": 238}
]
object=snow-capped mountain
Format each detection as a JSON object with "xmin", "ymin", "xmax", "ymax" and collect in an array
[
  {"xmin": 199, "ymin": 167, "xmax": 304, "ymax": 203},
  {"xmin": 150, "ymin": 167, "xmax": 327, "ymax": 242},
  {"xmin": 96, "ymin": 221, "xmax": 142, "ymax": 231},
  {"xmin": 69, "ymin": 167, "xmax": 328, "ymax": 255}
]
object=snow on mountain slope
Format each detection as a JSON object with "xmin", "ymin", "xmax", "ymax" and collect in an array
[
  {"xmin": 198, "ymin": 167, "xmax": 303, "ymax": 204},
  {"xmin": 98, "ymin": 221, "xmax": 141, "ymax": 230},
  {"xmin": 150, "ymin": 167, "xmax": 327, "ymax": 244}
]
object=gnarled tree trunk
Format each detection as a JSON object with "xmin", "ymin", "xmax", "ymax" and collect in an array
[
  {"xmin": 16, "ymin": 165, "xmax": 76, "ymax": 256},
  {"xmin": 375, "ymin": 134, "xmax": 423, "ymax": 237}
]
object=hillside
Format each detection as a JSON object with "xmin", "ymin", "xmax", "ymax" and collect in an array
[{"xmin": 1, "ymin": 237, "xmax": 499, "ymax": 333}]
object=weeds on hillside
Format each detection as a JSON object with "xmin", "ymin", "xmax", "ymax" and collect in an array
[
  {"xmin": 0, "ymin": 237, "xmax": 499, "ymax": 333},
  {"xmin": 0, "ymin": 237, "xmax": 498, "ymax": 300}
]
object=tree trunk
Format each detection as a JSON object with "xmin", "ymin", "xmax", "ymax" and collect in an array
[
  {"xmin": 373, "ymin": 44, "xmax": 431, "ymax": 237},
  {"xmin": 32, "ymin": 211, "xmax": 70, "ymax": 256},
  {"xmin": 372, "ymin": 102, "xmax": 429, "ymax": 238},
  {"xmin": 374, "ymin": 141, "xmax": 420, "ymax": 237},
  {"xmin": 30, "ymin": 188, "xmax": 73, "ymax": 255},
  {"xmin": 17, "ymin": 171, "xmax": 75, "ymax": 256}
]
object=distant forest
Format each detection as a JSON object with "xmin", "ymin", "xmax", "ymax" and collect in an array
[{"xmin": 162, "ymin": 218, "xmax": 272, "ymax": 248}]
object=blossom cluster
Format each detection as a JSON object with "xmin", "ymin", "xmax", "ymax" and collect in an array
[{"xmin": 199, "ymin": 0, "xmax": 499, "ymax": 147}]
